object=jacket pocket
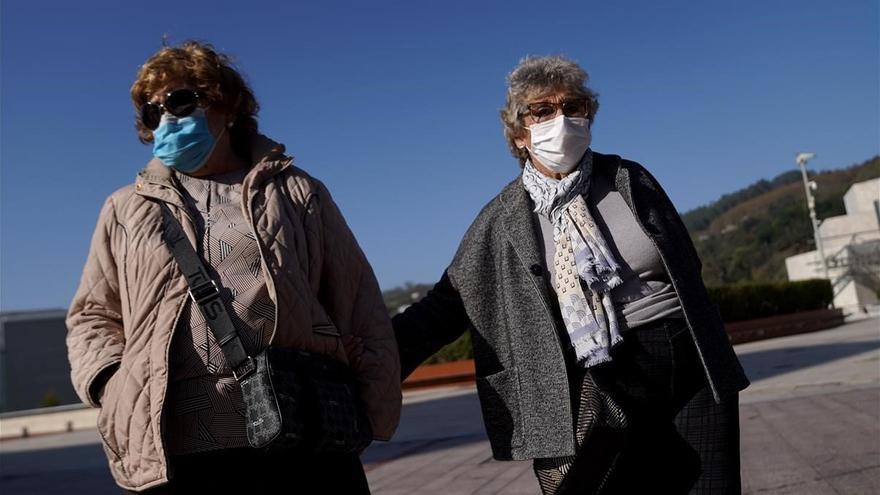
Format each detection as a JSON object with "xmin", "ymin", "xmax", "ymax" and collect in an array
[
  {"xmin": 475, "ymin": 368, "xmax": 524, "ymax": 450},
  {"xmin": 96, "ymin": 367, "xmax": 125, "ymax": 462},
  {"xmin": 312, "ymin": 323, "xmax": 341, "ymax": 337},
  {"xmin": 310, "ymin": 325, "xmax": 347, "ymax": 364}
]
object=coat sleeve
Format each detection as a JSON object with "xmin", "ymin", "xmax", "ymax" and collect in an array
[
  {"xmin": 66, "ymin": 196, "xmax": 126, "ymax": 408},
  {"xmin": 314, "ymin": 182, "xmax": 402, "ymax": 441},
  {"xmin": 392, "ymin": 270, "xmax": 471, "ymax": 379}
]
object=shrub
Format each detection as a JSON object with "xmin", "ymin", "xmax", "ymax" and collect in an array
[
  {"xmin": 40, "ymin": 390, "xmax": 61, "ymax": 408},
  {"xmin": 425, "ymin": 332, "xmax": 473, "ymax": 364},
  {"xmin": 708, "ymin": 279, "xmax": 832, "ymax": 322}
]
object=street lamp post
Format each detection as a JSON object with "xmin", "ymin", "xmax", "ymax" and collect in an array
[{"xmin": 796, "ymin": 152, "xmax": 830, "ymax": 282}]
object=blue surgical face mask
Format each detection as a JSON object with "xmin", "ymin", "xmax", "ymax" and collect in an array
[{"xmin": 152, "ymin": 108, "xmax": 222, "ymax": 173}]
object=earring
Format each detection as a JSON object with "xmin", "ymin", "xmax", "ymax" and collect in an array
[{"xmin": 226, "ymin": 121, "xmax": 234, "ymax": 128}]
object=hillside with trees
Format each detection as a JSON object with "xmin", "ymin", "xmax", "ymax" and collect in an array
[{"xmin": 683, "ymin": 156, "xmax": 879, "ymax": 285}]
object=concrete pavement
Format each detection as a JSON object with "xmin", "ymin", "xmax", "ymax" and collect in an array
[
  {"xmin": 736, "ymin": 316, "xmax": 879, "ymax": 494},
  {"xmin": 1, "ymin": 317, "xmax": 877, "ymax": 494},
  {"xmin": 363, "ymin": 317, "xmax": 880, "ymax": 494}
]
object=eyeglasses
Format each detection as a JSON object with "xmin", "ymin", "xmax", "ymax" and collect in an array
[
  {"xmin": 140, "ymin": 89, "xmax": 203, "ymax": 130},
  {"xmin": 523, "ymin": 98, "xmax": 589, "ymax": 124}
]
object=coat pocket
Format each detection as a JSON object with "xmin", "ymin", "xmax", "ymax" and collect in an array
[
  {"xmin": 96, "ymin": 367, "xmax": 125, "ymax": 462},
  {"xmin": 312, "ymin": 323, "xmax": 340, "ymax": 337},
  {"xmin": 475, "ymin": 368, "xmax": 524, "ymax": 450}
]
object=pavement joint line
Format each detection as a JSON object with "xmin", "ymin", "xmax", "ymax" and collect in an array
[
  {"xmin": 363, "ymin": 437, "xmax": 450, "ymax": 473},
  {"xmin": 401, "ymin": 384, "xmax": 476, "ymax": 405},
  {"xmin": 740, "ymin": 382, "xmax": 879, "ymax": 405},
  {"xmin": 364, "ymin": 433, "xmax": 483, "ymax": 471},
  {"xmin": 366, "ymin": 436, "xmax": 468, "ymax": 485},
  {"xmin": 471, "ymin": 458, "xmax": 531, "ymax": 494},
  {"xmin": 417, "ymin": 439, "xmax": 501, "ymax": 491},
  {"xmin": 369, "ymin": 435, "xmax": 489, "ymax": 489}
]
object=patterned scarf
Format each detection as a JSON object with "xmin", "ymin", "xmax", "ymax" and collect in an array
[{"xmin": 522, "ymin": 151, "xmax": 624, "ymax": 367}]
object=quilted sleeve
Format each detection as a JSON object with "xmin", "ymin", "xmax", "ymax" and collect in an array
[
  {"xmin": 66, "ymin": 196, "xmax": 126, "ymax": 408},
  {"xmin": 314, "ymin": 181, "xmax": 402, "ymax": 441}
]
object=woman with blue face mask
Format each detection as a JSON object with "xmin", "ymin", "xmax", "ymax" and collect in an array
[
  {"xmin": 393, "ymin": 55, "xmax": 749, "ymax": 494},
  {"xmin": 66, "ymin": 40, "xmax": 401, "ymax": 494}
]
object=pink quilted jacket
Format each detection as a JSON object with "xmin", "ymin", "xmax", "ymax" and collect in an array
[{"xmin": 66, "ymin": 135, "xmax": 401, "ymax": 491}]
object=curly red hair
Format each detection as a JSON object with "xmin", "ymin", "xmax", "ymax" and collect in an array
[{"xmin": 130, "ymin": 40, "xmax": 259, "ymax": 160}]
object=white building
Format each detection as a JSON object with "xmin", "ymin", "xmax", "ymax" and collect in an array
[{"xmin": 785, "ymin": 178, "xmax": 880, "ymax": 311}]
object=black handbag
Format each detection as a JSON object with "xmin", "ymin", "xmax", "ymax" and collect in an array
[
  {"xmin": 159, "ymin": 203, "xmax": 372, "ymax": 453},
  {"xmin": 240, "ymin": 346, "xmax": 373, "ymax": 452}
]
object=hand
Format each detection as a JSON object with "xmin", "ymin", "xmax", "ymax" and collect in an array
[
  {"xmin": 342, "ymin": 334, "xmax": 365, "ymax": 369},
  {"xmin": 89, "ymin": 363, "xmax": 120, "ymax": 407}
]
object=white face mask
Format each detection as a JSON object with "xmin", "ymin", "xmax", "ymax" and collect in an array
[{"xmin": 526, "ymin": 115, "xmax": 591, "ymax": 174}]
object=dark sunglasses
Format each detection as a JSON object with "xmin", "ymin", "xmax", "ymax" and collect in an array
[{"xmin": 140, "ymin": 89, "xmax": 203, "ymax": 130}]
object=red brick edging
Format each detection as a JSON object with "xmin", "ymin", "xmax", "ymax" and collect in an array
[
  {"xmin": 402, "ymin": 360, "xmax": 476, "ymax": 390},
  {"xmin": 402, "ymin": 308, "xmax": 847, "ymax": 390},
  {"xmin": 725, "ymin": 308, "xmax": 845, "ymax": 344}
]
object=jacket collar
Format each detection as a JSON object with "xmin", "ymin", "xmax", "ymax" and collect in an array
[
  {"xmin": 499, "ymin": 179, "xmax": 546, "ymax": 275},
  {"xmin": 134, "ymin": 134, "xmax": 293, "ymax": 206},
  {"xmin": 498, "ymin": 175, "xmax": 556, "ymax": 316},
  {"xmin": 134, "ymin": 158, "xmax": 185, "ymax": 207}
]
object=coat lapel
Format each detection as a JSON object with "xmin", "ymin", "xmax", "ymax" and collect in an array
[
  {"xmin": 135, "ymin": 159, "xmax": 187, "ymax": 209},
  {"xmin": 499, "ymin": 180, "xmax": 558, "ymax": 315}
]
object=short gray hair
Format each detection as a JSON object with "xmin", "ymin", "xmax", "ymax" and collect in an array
[{"xmin": 500, "ymin": 55, "xmax": 599, "ymax": 166}]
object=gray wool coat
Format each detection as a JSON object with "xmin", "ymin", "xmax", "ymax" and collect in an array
[{"xmin": 392, "ymin": 151, "xmax": 749, "ymax": 461}]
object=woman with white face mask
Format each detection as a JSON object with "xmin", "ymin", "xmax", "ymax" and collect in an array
[
  {"xmin": 393, "ymin": 56, "xmax": 748, "ymax": 494},
  {"xmin": 66, "ymin": 40, "xmax": 401, "ymax": 494}
]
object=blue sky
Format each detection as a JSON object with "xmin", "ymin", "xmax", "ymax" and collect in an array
[{"xmin": 1, "ymin": 0, "xmax": 878, "ymax": 311}]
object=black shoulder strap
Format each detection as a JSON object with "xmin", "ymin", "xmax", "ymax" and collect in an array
[{"xmin": 159, "ymin": 203, "xmax": 257, "ymax": 381}]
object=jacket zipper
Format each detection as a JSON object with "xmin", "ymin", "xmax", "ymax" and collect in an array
[
  {"xmin": 245, "ymin": 181, "xmax": 280, "ymax": 345},
  {"xmin": 159, "ymin": 290, "xmax": 188, "ymax": 480},
  {"xmin": 141, "ymin": 182, "xmax": 197, "ymax": 482},
  {"xmin": 139, "ymin": 173, "xmax": 281, "ymax": 479}
]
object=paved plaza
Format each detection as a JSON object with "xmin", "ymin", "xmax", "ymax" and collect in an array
[
  {"xmin": 362, "ymin": 317, "xmax": 880, "ymax": 494},
  {"xmin": 1, "ymin": 317, "xmax": 878, "ymax": 494}
]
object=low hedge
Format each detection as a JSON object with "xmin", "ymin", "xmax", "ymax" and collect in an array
[
  {"xmin": 707, "ymin": 279, "xmax": 832, "ymax": 323},
  {"xmin": 424, "ymin": 333, "xmax": 473, "ymax": 365},
  {"xmin": 422, "ymin": 279, "xmax": 833, "ymax": 364}
]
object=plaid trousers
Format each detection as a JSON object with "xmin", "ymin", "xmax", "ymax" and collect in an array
[{"xmin": 534, "ymin": 318, "xmax": 742, "ymax": 495}]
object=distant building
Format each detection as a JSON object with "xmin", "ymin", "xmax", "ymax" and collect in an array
[
  {"xmin": 0, "ymin": 309, "xmax": 80, "ymax": 412},
  {"xmin": 785, "ymin": 178, "xmax": 880, "ymax": 311}
]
